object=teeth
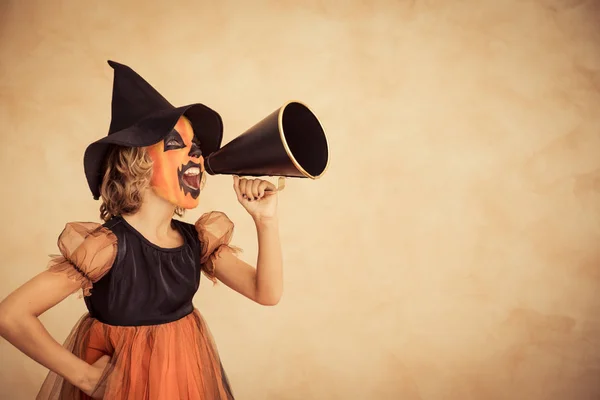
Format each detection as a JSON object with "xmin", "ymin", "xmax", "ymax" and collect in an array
[{"xmin": 184, "ymin": 167, "xmax": 200, "ymax": 176}]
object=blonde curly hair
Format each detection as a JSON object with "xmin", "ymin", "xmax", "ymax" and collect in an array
[{"xmin": 99, "ymin": 145, "xmax": 184, "ymax": 222}]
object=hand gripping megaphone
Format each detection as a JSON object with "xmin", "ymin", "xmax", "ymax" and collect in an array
[{"xmin": 204, "ymin": 101, "xmax": 329, "ymax": 191}]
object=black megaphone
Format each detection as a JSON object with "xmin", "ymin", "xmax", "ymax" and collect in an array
[{"xmin": 204, "ymin": 101, "xmax": 329, "ymax": 184}]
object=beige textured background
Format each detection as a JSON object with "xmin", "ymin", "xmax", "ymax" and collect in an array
[{"xmin": 1, "ymin": 0, "xmax": 600, "ymax": 399}]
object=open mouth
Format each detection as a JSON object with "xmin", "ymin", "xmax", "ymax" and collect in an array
[
  {"xmin": 178, "ymin": 161, "xmax": 202, "ymax": 199},
  {"xmin": 182, "ymin": 166, "xmax": 201, "ymax": 190}
]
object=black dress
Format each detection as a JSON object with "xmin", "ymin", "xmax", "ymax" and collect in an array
[{"xmin": 36, "ymin": 211, "xmax": 239, "ymax": 400}]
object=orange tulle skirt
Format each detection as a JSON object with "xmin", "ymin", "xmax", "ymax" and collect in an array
[{"xmin": 36, "ymin": 309, "xmax": 234, "ymax": 400}]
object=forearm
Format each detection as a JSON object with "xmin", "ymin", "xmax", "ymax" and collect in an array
[
  {"xmin": 253, "ymin": 216, "xmax": 283, "ymax": 305},
  {"xmin": 0, "ymin": 313, "xmax": 91, "ymax": 389}
]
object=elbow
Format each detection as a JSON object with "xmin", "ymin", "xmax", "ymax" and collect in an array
[
  {"xmin": 0, "ymin": 300, "xmax": 28, "ymax": 338},
  {"xmin": 257, "ymin": 299, "xmax": 280, "ymax": 307},
  {"xmin": 256, "ymin": 293, "xmax": 282, "ymax": 307},
  {"xmin": 253, "ymin": 273, "xmax": 283, "ymax": 306},
  {"xmin": 0, "ymin": 303, "xmax": 15, "ymax": 337}
]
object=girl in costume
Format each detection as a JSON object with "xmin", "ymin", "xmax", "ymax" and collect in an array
[{"xmin": 0, "ymin": 60, "xmax": 283, "ymax": 399}]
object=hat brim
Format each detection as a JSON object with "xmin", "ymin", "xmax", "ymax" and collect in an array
[{"xmin": 84, "ymin": 103, "xmax": 223, "ymax": 199}]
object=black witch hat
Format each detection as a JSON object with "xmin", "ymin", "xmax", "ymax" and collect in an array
[{"xmin": 83, "ymin": 60, "xmax": 223, "ymax": 200}]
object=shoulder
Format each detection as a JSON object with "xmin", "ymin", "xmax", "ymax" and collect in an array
[
  {"xmin": 189, "ymin": 212, "xmax": 241, "ymax": 281},
  {"xmin": 101, "ymin": 216, "xmax": 127, "ymax": 235},
  {"xmin": 193, "ymin": 211, "xmax": 236, "ymax": 255},
  {"xmin": 58, "ymin": 221, "xmax": 117, "ymax": 247},
  {"xmin": 193, "ymin": 211, "xmax": 234, "ymax": 237},
  {"xmin": 53, "ymin": 220, "xmax": 118, "ymax": 286},
  {"xmin": 171, "ymin": 212, "xmax": 234, "ymax": 243}
]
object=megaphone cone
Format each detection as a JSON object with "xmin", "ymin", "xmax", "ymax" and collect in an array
[{"xmin": 204, "ymin": 101, "xmax": 329, "ymax": 180}]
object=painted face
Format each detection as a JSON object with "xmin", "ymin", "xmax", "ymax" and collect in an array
[{"xmin": 146, "ymin": 116, "xmax": 204, "ymax": 209}]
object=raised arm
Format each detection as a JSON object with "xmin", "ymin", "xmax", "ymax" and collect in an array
[{"xmin": 195, "ymin": 176, "xmax": 283, "ymax": 306}]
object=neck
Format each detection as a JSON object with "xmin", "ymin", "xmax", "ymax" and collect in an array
[{"xmin": 122, "ymin": 188, "xmax": 178, "ymax": 237}]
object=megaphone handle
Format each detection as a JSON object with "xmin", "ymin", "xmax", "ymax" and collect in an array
[{"xmin": 277, "ymin": 176, "xmax": 286, "ymax": 191}]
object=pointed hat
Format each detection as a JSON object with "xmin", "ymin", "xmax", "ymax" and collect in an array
[{"xmin": 83, "ymin": 60, "xmax": 223, "ymax": 200}]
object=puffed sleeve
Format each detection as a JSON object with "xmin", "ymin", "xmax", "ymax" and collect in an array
[
  {"xmin": 47, "ymin": 222, "xmax": 118, "ymax": 296},
  {"xmin": 194, "ymin": 211, "xmax": 242, "ymax": 283}
]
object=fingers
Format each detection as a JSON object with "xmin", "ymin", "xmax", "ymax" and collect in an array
[
  {"xmin": 242, "ymin": 179, "xmax": 258, "ymax": 200},
  {"xmin": 234, "ymin": 176, "xmax": 251, "ymax": 201},
  {"xmin": 232, "ymin": 176, "xmax": 244, "ymax": 202},
  {"xmin": 264, "ymin": 180, "xmax": 277, "ymax": 192},
  {"xmin": 256, "ymin": 180, "xmax": 267, "ymax": 199},
  {"xmin": 233, "ymin": 177, "xmax": 276, "ymax": 201},
  {"xmin": 251, "ymin": 179, "xmax": 262, "ymax": 199},
  {"xmin": 239, "ymin": 177, "xmax": 248, "ymax": 198},
  {"xmin": 259, "ymin": 181, "xmax": 277, "ymax": 199}
]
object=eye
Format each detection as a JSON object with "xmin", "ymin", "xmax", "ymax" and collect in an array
[
  {"xmin": 163, "ymin": 130, "xmax": 185, "ymax": 151},
  {"xmin": 189, "ymin": 142, "xmax": 203, "ymax": 158}
]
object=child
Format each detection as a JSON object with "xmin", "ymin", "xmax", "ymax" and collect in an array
[{"xmin": 0, "ymin": 61, "xmax": 283, "ymax": 399}]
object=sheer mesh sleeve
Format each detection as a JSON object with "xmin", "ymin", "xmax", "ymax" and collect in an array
[
  {"xmin": 194, "ymin": 211, "xmax": 242, "ymax": 283},
  {"xmin": 47, "ymin": 222, "xmax": 118, "ymax": 296}
]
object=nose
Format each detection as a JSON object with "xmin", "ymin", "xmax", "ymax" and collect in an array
[{"xmin": 189, "ymin": 143, "xmax": 202, "ymax": 159}]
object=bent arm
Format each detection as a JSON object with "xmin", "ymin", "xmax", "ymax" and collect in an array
[
  {"xmin": 214, "ymin": 217, "xmax": 283, "ymax": 306},
  {"xmin": 0, "ymin": 271, "xmax": 94, "ymax": 390}
]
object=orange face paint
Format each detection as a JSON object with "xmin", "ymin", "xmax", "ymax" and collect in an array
[{"xmin": 146, "ymin": 116, "xmax": 204, "ymax": 209}]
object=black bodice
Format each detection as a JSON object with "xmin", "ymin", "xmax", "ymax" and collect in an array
[{"xmin": 84, "ymin": 216, "xmax": 203, "ymax": 326}]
